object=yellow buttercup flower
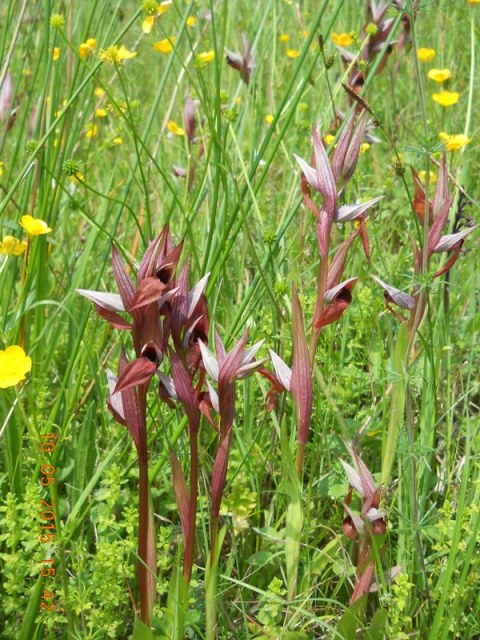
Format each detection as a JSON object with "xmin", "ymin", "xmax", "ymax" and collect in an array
[
  {"xmin": 0, "ymin": 236, "xmax": 28, "ymax": 256},
  {"xmin": 279, "ymin": 34, "xmax": 290, "ymax": 43},
  {"xmin": 0, "ymin": 161, "xmax": 3, "ymax": 176},
  {"xmin": 153, "ymin": 37, "xmax": 175, "ymax": 53},
  {"xmin": 142, "ymin": 15, "xmax": 155, "ymax": 34},
  {"xmin": 79, "ymin": 38, "xmax": 96, "ymax": 58},
  {"xmin": 196, "ymin": 50, "xmax": 215, "ymax": 64},
  {"xmin": 85, "ymin": 124, "xmax": 98, "ymax": 139},
  {"xmin": 94, "ymin": 87, "xmax": 105, "ymax": 98},
  {"xmin": 468, "ymin": 0, "xmax": 480, "ymax": 4},
  {"xmin": 158, "ymin": 0, "xmax": 172, "ymax": 14},
  {"xmin": 112, "ymin": 137, "xmax": 123, "ymax": 145},
  {"xmin": 286, "ymin": 48, "xmax": 300, "ymax": 59},
  {"xmin": 265, "ymin": 114, "xmax": 274, "ymax": 125},
  {"xmin": 186, "ymin": 16, "xmax": 196, "ymax": 27},
  {"xmin": 0, "ymin": 346, "xmax": 32, "ymax": 388},
  {"xmin": 359, "ymin": 142, "xmax": 371, "ymax": 154},
  {"xmin": 416, "ymin": 47, "xmax": 435, "ymax": 63},
  {"xmin": 324, "ymin": 134, "xmax": 335, "ymax": 145},
  {"xmin": 332, "ymin": 32, "xmax": 353, "ymax": 47},
  {"xmin": 167, "ymin": 120, "xmax": 185, "ymax": 136},
  {"xmin": 427, "ymin": 68, "xmax": 452, "ymax": 83},
  {"xmin": 52, "ymin": 47, "xmax": 60, "ymax": 61},
  {"xmin": 439, "ymin": 132, "xmax": 471, "ymax": 151},
  {"xmin": 432, "ymin": 90, "xmax": 459, "ymax": 107},
  {"xmin": 20, "ymin": 215, "xmax": 52, "ymax": 236},
  {"xmin": 95, "ymin": 108, "xmax": 108, "ymax": 117},
  {"xmin": 99, "ymin": 44, "xmax": 137, "ymax": 64}
]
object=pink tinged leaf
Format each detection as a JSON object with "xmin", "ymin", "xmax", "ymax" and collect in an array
[
  {"xmin": 106, "ymin": 369, "xmax": 126, "ymax": 424},
  {"xmin": 340, "ymin": 459, "xmax": 365, "ymax": 496},
  {"xmin": 171, "ymin": 262, "xmax": 189, "ymax": 343},
  {"xmin": 371, "ymin": 275, "xmax": 416, "ymax": 310},
  {"xmin": 205, "ymin": 379, "xmax": 219, "ymax": 413},
  {"xmin": 93, "ymin": 303, "xmax": 132, "ymax": 330},
  {"xmin": 130, "ymin": 277, "xmax": 167, "ymax": 309},
  {"xmin": 268, "ymin": 349, "xmax": 292, "ymax": 391},
  {"xmin": 211, "ymin": 430, "xmax": 232, "ymax": 519},
  {"xmin": 345, "ymin": 443, "xmax": 377, "ymax": 500},
  {"xmin": 112, "ymin": 245, "xmax": 137, "ymax": 314},
  {"xmin": 236, "ymin": 339, "xmax": 266, "ymax": 378},
  {"xmin": 332, "ymin": 112, "xmax": 355, "ymax": 182},
  {"xmin": 187, "ymin": 273, "xmax": 210, "ymax": 317},
  {"xmin": 327, "ymin": 231, "xmax": 359, "ymax": 289},
  {"xmin": 358, "ymin": 220, "xmax": 371, "ymax": 262},
  {"xmin": 170, "ymin": 350, "xmax": 200, "ymax": 435},
  {"xmin": 172, "ymin": 165, "xmax": 188, "ymax": 177},
  {"xmin": 117, "ymin": 351, "xmax": 145, "ymax": 459},
  {"xmin": 218, "ymin": 329, "xmax": 249, "ymax": 385},
  {"xmin": 434, "ymin": 226, "xmax": 476, "ymax": 253},
  {"xmin": 114, "ymin": 357, "xmax": 158, "ymax": 394},
  {"xmin": 343, "ymin": 503, "xmax": 365, "ymax": 536},
  {"xmin": 29, "ymin": 100, "xmax": 40, "ymax": 137},
  {"xmin": 156, "ymin": 242, "xmax": 184, "ymax": 285},
  {"xmin": 364, "ymin": 507, "xmax": 385, "ymax": 522},
  {"xmin": 317, "ymin": 211, "xmax": 332, "ymax": 256},
  {"xmin": 408, "ymin": 232, "xmax": 422, "ymax": 274},
  {"xmin": 427, "ymin": 199, "xmax": 453, "ymax": 257},
  {"xmin": 290, "ymin": 287, "xmax": 313, "ymax": 445},
  {"xmin": 312, "ymin": 128, "xmax": 337, "ymax": 216},
  {"xmin": 0, "ymin": 72, "xmax": 13, "ymax": 119},
  {"xmin": 138, "ymin": 229, "xmax": 168, "ymax": 281},
  {"xmin": 432, "ymin": 154, "xmax": 449, "ymax": 219},
  {"xmin": 198, "ymin": 340, "xmax": 219, "ymax": 381},
  {"xmin": 76, "ymin": 288, "xmax": 125, "ymax": 311},
  {"xmin": 214, "ymin": 329, "xmax": 228, "ymax": 366},
  {"xmin": 341, "ymin": 111, "xmax": 367, "ymax": 185},
  {"xmin": 294, "ymin": 154, "xmax": 320, "ymax": 192},
  {"xmin": 157, "ymin": 371, "xmax": 177, "ymax": 399},
  {"xmin": 351, "ymin": 562, "xmax": 374, "ymax": 604},
  {"xmin": 170, "ymin": 449, "xmax": 190, "ymax": 546},
  {"xmin": 333, "ymin": 196, "xmax": 383, "ymax": 222}
]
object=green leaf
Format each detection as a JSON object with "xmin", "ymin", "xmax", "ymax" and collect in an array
[
  {"xmin": 18, "ymin": 574, "xmax": 45, "ymax": 640},
  {"xmin": 366, "ymin": 608, "xmax": 388, "ymax": 640},
  {"xmin": 132, "ymin": 617, "xmax": 155, "ymax": 640},
  {"xmin": 335, "ymin": 595, "xmax": 367, "ymax": 640}
]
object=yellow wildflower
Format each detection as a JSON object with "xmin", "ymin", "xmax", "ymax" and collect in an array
[
  {"xmin": 20, "ymin": 215, "xmax": 52, "ymax": 236},
  {"xmin": 153, "ymin": 37, "xmax": 175, "ymax": 53},
  {"xmin": 427, "ymin": 68, "xmax": 452, "ymax": 83},
  {"xmin": 286, "ymin": 49, "xmax": 300, "ymax": 59},
  {"xmin": 0, "ymin": 161, "xmax": 3, "ymax": 176},
  {"xmin": 416, "ymin": 47, "xmax": 435, "ymax": 63},
  {"xmin": 99, "ymin": 44, "xmax": 137, "ymax": 64},
  {"xmin": 196, "ymin": 50, "xmax": 215, "ymax": 64},
  {"xmin": 142, "ymin": 15, "xmax": 155, "ymax": 34},
  {"xmin": 186, "ymin": 16, "xmax": 196, "ymax": 27},
  {"xmin": 418, "ymin": 170, "xmax": 437, "ymax": 185},
  {"xmin": 265, "ymin": 114, "xmax": 274, "ymax": 125},
  {"xmin": 94, "ymin": 87, "xmax": 105, "ymax": 98},
  {"xmin": 79, "ymin": 38, "xmax": 97, "ymax": 58},
  {"xmin": 85, "ymin": 124, "xmax": 98, "ymax": 139},
  {"xmin": 158, "ymin": 0, "xmax": 172, "ymax": 14},
  {"xmin": 432, "ymin": 90, "xmax": 459, "ymax": 107},
  {"xmin": 299, "ymin": 29, "xmax": 309, "ymax": 38},
  {"xmin": 112, "ymin": 137, "xmax": 123, "ymax": 145},
  {"xmin": 332, "ymin": 32, "xmax": 353, "ymax": 47},
  {"xmin": 0, "ymin": 346, "xmax": 32, "ymax": 388},
  {"xmin": 167, "ymin": 120, "xmax": 185, "ymax": 136},
  {"xmin": 439, "ymin": 133, "xmax": 471, "ymax": 151},
  {"xmin": 359, "ymin": 142, "xmax": 371, "ymax": 154},
  {"xmin": 279, "ymin": 34, "xmax": 290, "ymax": 43},
  {"xmin": 0, "ymin": 236, "xmax": 28, "ymax": 256},
  {"xmin": 53, "ymin": 47, "xmax": 60, "ymax": 61},
  {"xmin": 468, "ymin": 0, "xmax": 480, "ymax": 3},
  {"xmin": 68, "ymin": 172, "xmax": 85, "ymax": 184},
  {"xmin": 324, "ymin": 134, "xmax": 335, "ymax": 145},
  {"xmin": 95, "ymin": 108, "xmax": 108, "ymax": 117}
]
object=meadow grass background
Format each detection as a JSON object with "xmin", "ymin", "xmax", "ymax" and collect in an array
[{"xmin": 0, "ymin": 0, "xmax": 479, "ymax": 638}]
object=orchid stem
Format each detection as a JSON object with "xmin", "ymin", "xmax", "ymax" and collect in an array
[
  {"xmin": 138, "ymin": 460, "xmax": 152, "ymax": 627},
  {"xmin": 183, "ymin": 433, "xmax": 198, "ymax": 583}
]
